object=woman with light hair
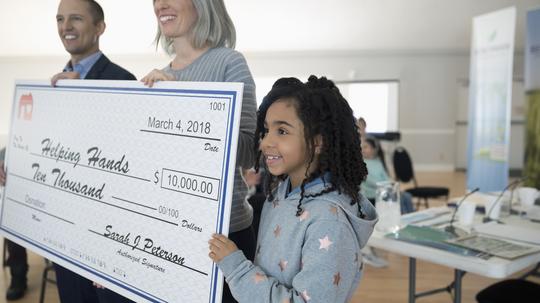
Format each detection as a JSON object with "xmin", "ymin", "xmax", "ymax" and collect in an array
[{"xmin": 142, "ymin": 1, "xmax": 257, "ymax": 302}]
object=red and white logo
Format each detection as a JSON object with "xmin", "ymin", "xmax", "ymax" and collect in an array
[{"xmin": 18, "ymin": 93, "xmax": 33, "ymax": 120}]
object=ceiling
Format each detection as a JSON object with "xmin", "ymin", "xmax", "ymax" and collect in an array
[{"xmin": 1, "ymin": 0, "xmax": 539, "ymax": 56}]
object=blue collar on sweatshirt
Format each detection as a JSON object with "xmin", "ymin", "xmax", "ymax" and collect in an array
[
  {"xmin": 63, "ymin": 51, "xmax": 102, "ymax": 79},
  {"xmin": 286, "ymin": 173, "xmax": 331, "ymax": 198}
]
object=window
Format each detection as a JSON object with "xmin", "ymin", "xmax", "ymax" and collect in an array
[
  {"xmin": 254, "ymin": 78, "xmax": 399, "ymax": 133},
  {"xmin": 336, "ymin": 81, "xmax": 399, "ymax": 133}
]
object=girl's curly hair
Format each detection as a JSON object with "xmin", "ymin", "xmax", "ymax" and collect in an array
[{"xmin": 254, "ymin": 75, "xmax": 368, "ymax": 216}]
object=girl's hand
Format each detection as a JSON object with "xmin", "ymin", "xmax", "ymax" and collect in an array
[
  {"xmin": 208, "ymin": 234, "xmax": 238, "ymax": 262},
  {"xmin": 141, "ymin": 69, "xmax": 175, "ymax": 87}
]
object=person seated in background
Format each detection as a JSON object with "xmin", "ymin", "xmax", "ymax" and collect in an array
[
  {"xmin": 357, "ymin": 116, "xmax": 367, "ymax": 139},
  {"xmin": 358, "ymin": 135, "xmax": 414, "ymax": 268},
  {"xmin": 360, "ymin": 136, "xmax": 415, "ymax": 214}
]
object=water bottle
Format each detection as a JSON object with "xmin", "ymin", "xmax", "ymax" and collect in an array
[
  {"xmin": 375, "ymin": 181, "xmax": 401, "ymax": 233},
  {"xmin": 499, "ymin": 194, "xmax": 512, "ymax": 218}
]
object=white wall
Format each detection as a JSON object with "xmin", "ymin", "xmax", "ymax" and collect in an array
[
  {"xmin": 247, "ymin": 50, "xmax": 525, "ymax": 171},
  {"xmin": 0, "ymin": 50, "xmax": 526, "ymax": 170},
  {"xmin": 246, "ymin": 50, "xmax": 470, "ymax": 171}
]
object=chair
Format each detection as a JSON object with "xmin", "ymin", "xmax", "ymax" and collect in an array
[
  {"xmin": 39, "ymin": 259, "xmax": 56, "ymax": 303},
  {"xmin": 392, "ymin": 146, "xmax": 449, "ymax": 209},
  {"xmin": 476, "ymin": 279, "xmax": 540, "ymax": 303},
  {"xmin": 3, "ymin": 238, "xmax": 7, "ymax": 267}
]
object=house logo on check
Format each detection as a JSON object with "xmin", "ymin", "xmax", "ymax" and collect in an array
[{"xmin": 18, "ymin": 93, "xmax": 33, "ymax": 121}]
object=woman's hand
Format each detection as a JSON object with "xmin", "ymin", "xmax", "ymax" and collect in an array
[
  {"xmin": 0, "ymin": 161, "xmax": 6, "ymax": 186},
  {"xmin": 208, "ymin": 234, "xmax": 238, "ymax": 262},
  {"xmin": 51, "ymin": 71, "xmax": 80, "ymax": 86},
  {"xmin": 141, "ymin": 69, "xmax": 175, "ymax": 87}
]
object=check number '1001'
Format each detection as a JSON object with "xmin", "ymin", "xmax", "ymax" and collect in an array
[{"xmin": 159, "ymin": 168, "xmax": 220, "ymax": 201}]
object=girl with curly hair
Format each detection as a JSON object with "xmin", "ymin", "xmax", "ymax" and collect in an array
[{"xmin": 209, "ymin": 76, "xmax": 378, "ymax": 302}]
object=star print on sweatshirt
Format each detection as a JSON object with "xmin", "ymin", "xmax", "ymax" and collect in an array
[{"xmin": 217, "ymin": 176, "xmax": 378, "ymax": 303}]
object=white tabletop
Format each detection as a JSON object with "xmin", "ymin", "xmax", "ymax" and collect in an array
[{"xmin": 367, "ymin": 207, "xmax": 540, "ymax": 278}]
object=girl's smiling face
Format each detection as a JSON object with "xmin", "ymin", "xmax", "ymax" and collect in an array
[{"xmin": 260, "ymin": 99, "xmax": 317, "ymax": 188}]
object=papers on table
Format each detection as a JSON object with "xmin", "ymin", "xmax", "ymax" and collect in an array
[
  {"xmin": 473, "ymin": 221, "xmax": 540, "ymax": 245},
  {"xmin": 387, "ymin": 225, "xmax": 485, "ymax": 257},
  {"xmin": 446, "ymin": 234, "xmax": 540, "ymax": 259}
]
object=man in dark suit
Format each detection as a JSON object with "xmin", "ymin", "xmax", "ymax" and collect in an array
[
  {"xmin": 52, "ymin": 0, "xmax": 135, "ymax": 85},
  {"xmin": 50, "ymin": 1, "xmax": 135, "ymax": 303},
  {"xmin": 1, "ymin": 149, "xmax": 29, "ymax": 301}
]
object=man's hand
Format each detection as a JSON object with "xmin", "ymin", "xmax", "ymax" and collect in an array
[
  {"xmin": 92, "ymin": 282, "xmax": 105, "ymax": 289},
  {"xmin": 0, "ymin": 161, "xmax": 5, "ymax": 186},
  {"xmin": 51, "ymin": 71, "xmax": 80, "ymax": 86},
  {"xmin": 141, "ymin": 69, "xmax": 175, "ymax": 87},
  {"xmin": 243, "ymin": 168, "xmax": 261, "ymax": 187},
  {"xmin": 208, "ymin": 234, "xmax": 238, "ymax": 263}
]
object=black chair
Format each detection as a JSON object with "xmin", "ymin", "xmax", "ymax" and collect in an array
[
  {"xmin": 476, "ymin": 279, "xmax": 540, "ymax": 303},
  {"xmin": 39, "ymin": 259, "xmax": 56, "ymax": 303},
  {"xmin": 476, "ymin": 263, "xmax": 540, "ymax": 302},
  {"xmin": 3, "ymin": 238, "xmax": 7, "ymax": 267},
  {"xmin": 392, "ymin": 146, "xmax": 449, "ymax": 209}
]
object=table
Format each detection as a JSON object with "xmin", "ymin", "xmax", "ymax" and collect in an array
[{"xmin": 367, "ymin": 207, "xmax": 540, "ymax": 303}]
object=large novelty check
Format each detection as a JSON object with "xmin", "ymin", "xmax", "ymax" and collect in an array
[{"xmin": 0, "ymin": 80, "xmax": 244, "ymax": 302}]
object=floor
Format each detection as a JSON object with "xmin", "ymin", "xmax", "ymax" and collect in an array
[{"xmin": 1, "ymin": 171, "xmax": 539, "ymax": 303}]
